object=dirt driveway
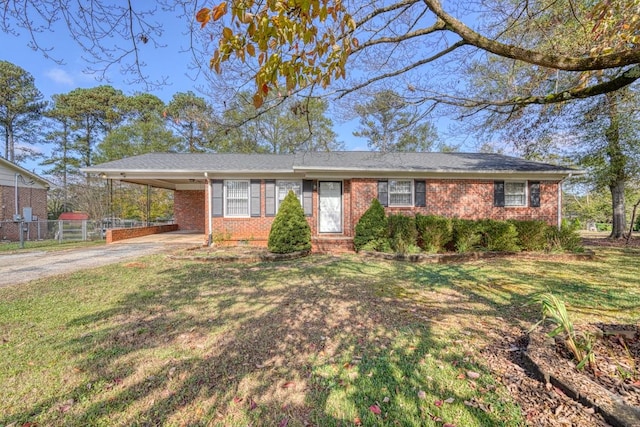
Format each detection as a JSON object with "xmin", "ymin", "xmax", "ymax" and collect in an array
[{"xmin": 0, "ymin": 231, "xmax": 203, "ymax": 288}]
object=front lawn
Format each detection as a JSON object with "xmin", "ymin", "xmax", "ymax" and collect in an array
[{"xmin": 1, "ymin": 247, "xmax": 639, "ymax": 426}]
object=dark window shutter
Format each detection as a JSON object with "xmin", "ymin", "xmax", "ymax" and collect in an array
[
  {"xmin": 414, "ymin": 180, "xmax": 426, "ymax": 207},
  {"xmin": 303, "ymin": 180, "xmax": 313, "ymax": 217},
  {"xmin": 265, "ymin": 180, "xmax": 276, "ymax": 216},
  {"xmin": 377, "ymin": 181, "xmax": 388, "ymax": 207},
  {"xmin": 529, "ymin": 181, "xmax": 541, "ymax": 208},
  {"xmin": 250, "ymin": 179, "xmax": 261, "ymax": 217},
  {"xmin": 494, "ymin": 181, "xmax": 505, "ymax": 207},
  {"xmin": 212, "ymin": 180, "xmax": 223, "ymax": 217}
]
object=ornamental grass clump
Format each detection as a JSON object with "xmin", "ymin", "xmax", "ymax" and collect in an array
[
  {"xmin": 267, "ymin": 190, "xmax": 311, "ymax": 254},
  {"xmin": 533, "ymin": 293, "xmax": 596, "ymax": 371}
]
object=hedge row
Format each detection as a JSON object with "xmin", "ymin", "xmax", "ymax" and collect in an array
[{"xmin": 354, "ymin": 201, "xmax": 583, "ymax": 254}]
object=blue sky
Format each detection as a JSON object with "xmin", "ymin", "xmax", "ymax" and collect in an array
[{"xmin": 1, "ymin": 8, "xmax": 468, "ymax": 175}]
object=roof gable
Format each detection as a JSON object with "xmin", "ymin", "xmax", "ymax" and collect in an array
[{"xmin": 0, "ymin": 157, "xmax": 51, "ymax": 189}]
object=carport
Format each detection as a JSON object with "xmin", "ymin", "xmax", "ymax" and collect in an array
[{"xmin": 83, "ymin": 157, "xmax": 207, "ymax": 243}]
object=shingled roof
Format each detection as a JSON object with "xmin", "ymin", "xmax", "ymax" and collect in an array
[
  {"xmin": 82, "ymin": 151, "xmax": 580, "ymax": 189},
  {"xmin": 85, "ymin": 151, "xmax": 577, "ymax": 174}
]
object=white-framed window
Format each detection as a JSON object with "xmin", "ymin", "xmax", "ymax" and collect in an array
[
  {"xmin": 389, "ymin": 179, "xmax": 413, "ymax": 206},
  {"xmin": 277, "ymin": 180, "xmax": 302, "ymax": 209},
  {"xmin": 505, "ymin": 181, "xmax": 527, "ymax": 207},
  {"xmin": 225, "ymin": 180, "xmax": 250, "ymax": 217}
]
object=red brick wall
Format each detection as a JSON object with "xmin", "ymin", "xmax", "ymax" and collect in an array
[
  {"xmin": 106, "ymin": 224, "xmax": 179, "ymax": 243},
  {"xmin": 351, "ymin": 178, "xmax": 559, "ymax": 226},
  {"xmin": 174, "ymin": 190, "xmax": 205, "ymax": 231},
  {"xmin": 176, "ymin": 178, "xmax": 560, "ymax": 248},
  {"xmin": 0, "ymin": 185, "xmax": 48, "ymax": 241},
  {"xmin": 209, "ymin": 180, "xmax": 315, "ymax": 246}
]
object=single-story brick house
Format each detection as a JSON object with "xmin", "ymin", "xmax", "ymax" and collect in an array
[
  {"xmin": 0, "ymin": 157, "xmax": 50, "ymax": 241},
  {"xmin": 84, "ymin": 151, "xmax": 580, "ymax": 250}
]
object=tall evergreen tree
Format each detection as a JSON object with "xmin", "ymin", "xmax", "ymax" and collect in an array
[
  {"xmin": 353, "ymin": 90, "xmax": 438, "ymax": 153},
  {"xmin": 220, "ymin": 93, "xmax": 342, "ymax": 153},
  {"xmin": 0, "ymin": 60, "xmax": 45, "ymax": 163}
]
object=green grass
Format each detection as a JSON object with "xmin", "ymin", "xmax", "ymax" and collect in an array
[
  {"xmin": 0, "ymin": 239, "xmax": 105, "ymax": 253},
  {"xmin": 1, "ymin": 246, "xmax": 639, "ymax": 426}
]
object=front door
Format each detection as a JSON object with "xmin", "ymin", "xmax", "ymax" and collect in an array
[{"xmin": 319, "ymin": 181, "xmax": 342, "ymax": 233}]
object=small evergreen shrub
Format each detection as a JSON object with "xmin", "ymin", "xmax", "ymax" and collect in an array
[
  {"xmin": 415, "ymin": 214, "xmax": 453, "ymax": 253},
  {"xmin": 387, "ymin": 214, "xmax": 417, "ymax": 254},
  {"xmin": 452, "ymin": 219, "xmax": 483, "ymax": 253},
  {"xmin": 267, "ymin": 190, "xmax": 311, "ymax": 254},
  {"xmin": 510, "ymin": 220, "xmax": 548, "ymax": 251},
  {"xmin": 546, "ymin": 221, "xmax": 584, "ymax": 253},
  {"xmin": 479, "ymin": 219, "xmax": 520, "ymax": 252},
  {"xmin": 354, "ymin": 199, "xmax": 388, "ymax": 252}
]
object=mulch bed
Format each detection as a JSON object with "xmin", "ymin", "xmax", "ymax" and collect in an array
[{"xmin": 564, "ymin": 324, "xmax": 640, "ymax": 408}]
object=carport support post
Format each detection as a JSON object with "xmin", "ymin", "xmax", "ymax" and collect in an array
[{"xmin": 146, "ymin": 184, "xmax": 151, "ymax": 227}]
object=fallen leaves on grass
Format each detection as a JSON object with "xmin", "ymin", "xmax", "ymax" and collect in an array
[{"xmin": 369, "ymin": 404, "xmax": 381, "ymax": 415}]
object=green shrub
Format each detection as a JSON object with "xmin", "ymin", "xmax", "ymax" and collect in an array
[
  {"xmin": 354, "ymin": 199, "xmax": 388, "ymax": 252},
  {"xmin": 452, "ymin": 219, "xmax": 483, "ymax": 253},
  {"xmin": 267, "ymin": 190, "xmax": 311, "ymax": 254},
  {"xmin": 415, "ymin": 214, "xmax": 453, "ymax": 253},
  {"xmin": 510, "ymin": 220, "xmax": 549, "ymax": 252},
  {"xmin": 387, "ymin": 214, "xmax": 417, "ymax": 254},
  {"xmin": 546, "ymin": 222, "xmax": 584, "ymax": 253},
  {"xmin": 479, "ymin": 219, "xmax": 520, "ymax": 252}
]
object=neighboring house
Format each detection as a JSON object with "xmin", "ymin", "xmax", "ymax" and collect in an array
[
  {"xmin": 84, "ymin": 152, "xmax": 580, "ymax": 251},
  {"xmin": 0, "ymin": 157, "xmax": 50, "ymax": 241}
]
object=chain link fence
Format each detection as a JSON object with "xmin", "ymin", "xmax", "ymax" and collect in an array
[{"xmin": 0, "ymin": 219, "xmax": 174, "ymax": 243}]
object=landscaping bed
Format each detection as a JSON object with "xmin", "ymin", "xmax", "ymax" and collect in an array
[{"xmin": 522, "ymin": 325, "xmax": 640, "ymax": 426}]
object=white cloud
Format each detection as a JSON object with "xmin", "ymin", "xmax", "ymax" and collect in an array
[{"xmin": 45, "ymin": 68, "xmax": 75, "ymax": 86}]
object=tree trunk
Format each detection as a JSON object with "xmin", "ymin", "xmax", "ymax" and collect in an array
[
  {"xmin": 605, "ymin": 92, "xmax": 627, "ymax": 239},
  {"xmin": 5, "ymin": 126, "xmax": 14, "ymax": 162},
  {"xmin": 610, "ymin": 180, "xmax": 626, "ymax": 238}
]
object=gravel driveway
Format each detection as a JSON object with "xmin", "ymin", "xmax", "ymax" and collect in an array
[{"xmin": 0, "ymin": 232, "xmax": 203, "ymax": 288}]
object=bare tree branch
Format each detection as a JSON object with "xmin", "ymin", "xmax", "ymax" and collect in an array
[{"xmin": 423, "ymin": 0, "xmax": 640, "ymax": 71}]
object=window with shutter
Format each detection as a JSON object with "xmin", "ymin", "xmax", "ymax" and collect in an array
[
  {"xmin": 494, "ymin": 181, "xmax": 505, "ymax": 207},
  {"xmin": 377, "ymin": 181, "xmax": 388, "ymax": 207},
  {"xmin": 224, "ymin": 180, "xmax": 250, "ymax": 217},
  {"xmin": 529, "ymin": 181, "xmax": 541, "ymax": 208},
  {"xmin": 414, "ymin": 180, "xmax": 426, "ymax": 207},
  {"xmin": 265, "ymin": 180, "xmax": 276, "ymax": 216},
  {"xmin": 212, "ymin": 180, "xmax": 223, "ymax": 217},
  {"xmin": 250, "ymin": 180, "xmax": 261, "ymax": 217}
]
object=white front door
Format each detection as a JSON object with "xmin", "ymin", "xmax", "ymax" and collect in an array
[{"xmin": 319, "ymin": 181, "xmax": 342, "ymax": 233}]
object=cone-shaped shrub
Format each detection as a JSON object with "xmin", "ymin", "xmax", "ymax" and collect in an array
[
  {"xmin": 354, "ymin": 199, "xmax": 389, "ymax": 252},
  {"xmin": 267, "ymin": 190, "xmax": 311, "ymax": 254}
]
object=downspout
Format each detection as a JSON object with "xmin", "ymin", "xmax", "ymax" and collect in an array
[
  {"xmin": 14, "ymin": 173, "xmax": 19, "ymax": 220},
  {"xmin": 205, "ymin": 172, "xmax": 212, "ymax": 245},
  {"xmin": 558, "ymin": 173, "xmax": 573, "ymax": 229}
]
